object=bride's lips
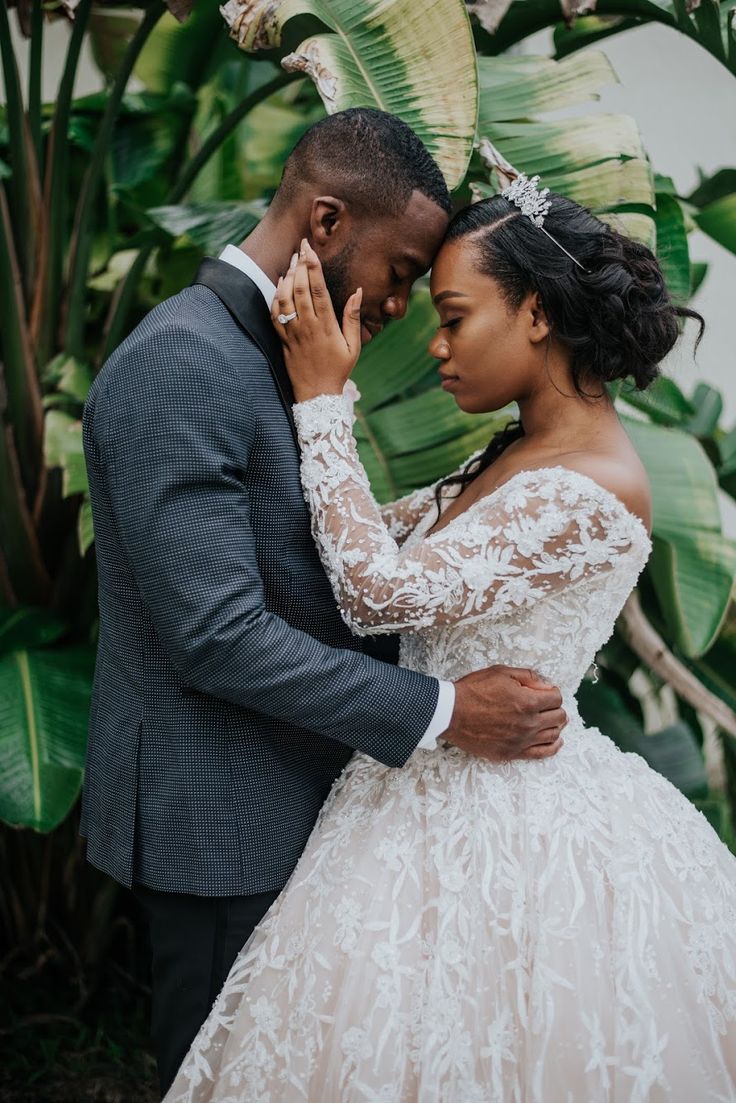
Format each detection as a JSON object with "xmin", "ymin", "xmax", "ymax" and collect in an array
[{"xmin": 439, "ymin": 370, "xmax": 460, "ymax": 391}]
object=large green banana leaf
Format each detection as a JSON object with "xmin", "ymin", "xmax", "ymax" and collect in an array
[
  {"xmin": 44, "ymin": 410, "xmax": 88, "ymax": 500},
  {"xmin": 473, "ymin": 51, "xmax": 656, "ymax": 246},
  {"xmin": 478, "ymin": 49, "xmax": 618, "ymax": 119},
  {"xmin": 694, "ymin": 194, "xmax": 736, "ymax": 255},
  {"xmin": 135, "ymin": 2, "xmax": 241, "ymax": 94},
  {"xmin": 0, "ymin": 607, "xmax": 94, "ymax": 831},
  {"xmin": 234, "ymin": 85, "xmax": 326, "ymax": 201},
  {"xmin": 652, "ymin": 191, "xmax": 692, "ymax": 301},
  {"xmin": 146, "ymin": 201, "xmax": 263, "ymax": 253},
  {"xmin": 688, "ymin": 601, "xmax": 736, "ymax": 712},
  {"xmin": 471, "ymin": 50, "xmax": 696, "ymax": 306},
  {"xmin": 623, "ymin": 415, "xmax": 736, "ymax": 657},
  {"xmin": 43, "ymin": 409, "xmax": 93, "ymax": 556},
  {"xmin": 220, "ymin": 0, "xmax": 479, "ymax": 189},
  {"xmin": 684, "ymin": 170, "xmax": 736, "ymax": 257},
  {"xmin": 186, "ymin": 80, "xmax": 325, "ymax": 205}
]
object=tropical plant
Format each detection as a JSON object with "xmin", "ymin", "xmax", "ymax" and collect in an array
[{"xmin": 470, "ymin": 0, "xmax": 736, "ymax": 77}]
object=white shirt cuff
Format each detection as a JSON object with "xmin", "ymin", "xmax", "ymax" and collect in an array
[{"xmin": 415, "ymin": 681, "xmax": 455, "ymax": 751}]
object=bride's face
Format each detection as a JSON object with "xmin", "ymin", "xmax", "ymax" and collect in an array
[{"xmin": 427, "ymin": 239, "xmax": 549, "ymax": 414}]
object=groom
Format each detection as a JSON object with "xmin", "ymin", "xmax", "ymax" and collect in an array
[{"xmin": 81, "ymin": 107, "xmax": 566, "ymax": 1095}]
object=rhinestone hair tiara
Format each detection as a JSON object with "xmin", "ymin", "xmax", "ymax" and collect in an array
[
  {"xmin": 477, "ymin": 140, "xmax": 590, "ymax": 273},
  {"xmin": 502, "ymin": 174, "xmax": 551, "ymax": 228}
]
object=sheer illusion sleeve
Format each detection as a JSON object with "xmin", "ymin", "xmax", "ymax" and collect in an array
[
  {"xmin": 293, "ymin": 394, "xmax": 642, "ymax": 637},
  {"xmin": 380, "ymin": 485, "xmax": 442, "ymax": 546},
  {"xmin": 379, "ymin": 450, "xmax": 484, "ymax": 546}
]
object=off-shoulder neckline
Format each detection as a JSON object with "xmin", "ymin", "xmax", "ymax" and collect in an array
[{"xmin": 424, "ymin": 464, "xmax": 653, "ymax": 546}]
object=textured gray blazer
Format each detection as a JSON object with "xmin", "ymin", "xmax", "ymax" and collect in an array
[{"xmin": 81, "ymin": 258, "xmax": 439, "ymax": 896}]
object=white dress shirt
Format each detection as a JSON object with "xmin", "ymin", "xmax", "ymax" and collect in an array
[{"xmin": 218, "ymin": 244, "xmax": 455, "ymax": 749}]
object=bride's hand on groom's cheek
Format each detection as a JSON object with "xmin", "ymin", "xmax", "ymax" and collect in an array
[{"xmin": 272, "ymin": 238, "xmax": 363, "ymax": 404}]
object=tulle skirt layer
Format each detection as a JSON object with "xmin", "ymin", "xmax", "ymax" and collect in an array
[{"xmin": 166, "ymin": 727, "xmax": 736, "ymax": 1103}]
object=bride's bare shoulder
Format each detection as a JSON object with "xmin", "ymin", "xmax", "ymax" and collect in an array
[{"xmin": 550, "ymin": 450, "xmax": 652, "ymax": 533}]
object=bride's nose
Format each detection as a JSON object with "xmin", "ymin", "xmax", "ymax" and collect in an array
[{"xmin": 428, "ymin": 332, "xmax": 451, "ymax": 360}]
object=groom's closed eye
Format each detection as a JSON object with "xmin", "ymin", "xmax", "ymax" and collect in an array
[{"xmin": 395, "ymin": 253, "xmax": 427, "ymax": 281}]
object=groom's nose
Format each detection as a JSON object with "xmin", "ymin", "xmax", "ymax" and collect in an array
[{"xmin": 382, "ymin": 295, "xmax": 408, "ymax": 321}]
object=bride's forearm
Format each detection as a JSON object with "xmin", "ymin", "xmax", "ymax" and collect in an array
[{"xmin": 293, "ymin": 392, "xmax": 409, "ymax": 633}]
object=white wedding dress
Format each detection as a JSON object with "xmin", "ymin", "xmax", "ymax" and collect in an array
[{"xmin": 166, "ymin": 394, "xmax": 736, "ymax": 1103}]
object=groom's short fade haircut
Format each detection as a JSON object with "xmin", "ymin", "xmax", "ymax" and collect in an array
[{"xmin": 275, "ymin": 107, "xmax": 452, "ymax": 217}]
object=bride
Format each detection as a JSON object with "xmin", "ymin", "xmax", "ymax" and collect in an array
[{"xmin": 165, "ymin": 180, "xmax": 736, "ymax": 1101}]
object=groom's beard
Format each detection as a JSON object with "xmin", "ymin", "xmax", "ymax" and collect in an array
[{"xmin": 322, "ymin": 240, "xmax": 357, "ymax": 320}]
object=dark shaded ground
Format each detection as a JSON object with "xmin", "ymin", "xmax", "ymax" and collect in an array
[
  {"xmin": 0, "ymin": 965, "xmax": 158, "ymax": 1102},
  {"xmin": 2, "ymin": 821, "xmax": 160, "ymax": 1101}
]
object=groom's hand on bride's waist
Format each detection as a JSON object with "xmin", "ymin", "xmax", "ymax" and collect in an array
[{"xmin": 443, "ymin": 667, "xmax": 566, "ymax": 761}]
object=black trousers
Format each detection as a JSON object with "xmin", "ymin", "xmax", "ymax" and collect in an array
[{"xmin": 134, "ymin": 883, "xmax": 280, "ymax": 1098}]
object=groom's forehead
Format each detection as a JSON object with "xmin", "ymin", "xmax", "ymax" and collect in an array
[{"xmin": 385, "ymin": 189, "xmax": 449, "ymax": 265}]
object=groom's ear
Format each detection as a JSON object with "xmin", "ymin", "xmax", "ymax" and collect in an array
[
  {"xmin": 527, "ymin": 292, "xmax": 550, "ymax": 344},
  {"xmin": 310, "ymin": 196, "xmax": 349, "ymax": 254}
]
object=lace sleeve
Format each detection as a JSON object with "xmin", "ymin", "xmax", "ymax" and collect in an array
[
  {"xmin": 379, "ymin": 447, "xmax": 484, "ymax": 545},
  {"xmin": 294, "ymin": 394, "xmax": 644, "ymax": 637},
  {"xmin": 380, "ymin": 485, "xmax": 441, "ymax": 545}
]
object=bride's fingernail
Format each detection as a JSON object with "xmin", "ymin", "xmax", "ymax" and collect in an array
[{"xmin": 289, "ymin": 252, "xmax": 298, "ymax": 270}]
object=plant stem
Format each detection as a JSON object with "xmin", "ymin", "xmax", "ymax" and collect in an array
[
  {"xmin": 0, "ymin": 550, "xmax": 17, "ymax": 606},
  {"xmin": 32, "ymin": 0, "xmax": 94, "ymax": 367},
  {"xmin": 99, "ymin": 70, "xmax": 295, "ymax": 363},
  {"xmin": 28, "ymin": 0, "xmax": 43, "ymax": 172},
  {"xmin": 171, "ymin": 71, "xmax": 294, "ymax": 203},
  {"xmin": 0, "ymin": 182, "xmax": 44, "ymax": 493},
  {"xmin": 0, "ymin": 417, "xmax": 51, "ymax": 606},
  {"xmin": 97, "ymin": 247, "xmax": 151, "ymax": 367},
  {"xmin": 0, "ymin": 0, "xmax": 36, "ymax": 299},
  {"xmin": 63, "ymin": 0, "xmax": 166, "ymax": 359},
  {"xmin": 620, "ymin": 591, "xmax": 736, "ymax": 738}
]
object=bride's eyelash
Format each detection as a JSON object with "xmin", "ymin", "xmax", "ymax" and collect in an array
[{"xmin": 440, "ymin": 318, "xmax": 461, "ymax": 330}]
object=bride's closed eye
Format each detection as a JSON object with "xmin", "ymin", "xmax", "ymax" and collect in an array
[{"xmin": 440, "ymin": 318, "xmax": 462, "ymax": 330}]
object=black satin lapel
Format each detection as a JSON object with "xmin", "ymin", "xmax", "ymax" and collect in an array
[{"xmin": 192, "ymin": 258, "xmax": 297, "ymax": 445}]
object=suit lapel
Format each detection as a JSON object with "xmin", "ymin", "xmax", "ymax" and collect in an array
[{"xmin": 192, "ymin": 257, "xmax": 298, "ymax": 446}]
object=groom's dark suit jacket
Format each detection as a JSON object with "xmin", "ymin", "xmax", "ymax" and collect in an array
[{"xmin": 81, "ymin": 258, "xmax": 439, "ymax": 896}]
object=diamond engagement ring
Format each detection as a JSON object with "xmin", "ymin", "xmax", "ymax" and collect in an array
[{"xmin": 277, "ymin": 311, "xmax": 298, "ymax": 324}]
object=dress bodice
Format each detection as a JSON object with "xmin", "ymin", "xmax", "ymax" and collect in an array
[
  {"xmin": 292, "ymin": 393, "xmax": 652, "ymax": 712},
  {"xmin": 397, "ymin": 468, "xmax": 651, "ymax": 699}
]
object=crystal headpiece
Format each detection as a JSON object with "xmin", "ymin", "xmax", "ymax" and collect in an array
[
  {"xmin": 502, "ymin": 174, "xmax": 551, "ymax": 227},
  {"xmin": 477, "ymin": 139, "xmax": 590, "ymax": 273}
]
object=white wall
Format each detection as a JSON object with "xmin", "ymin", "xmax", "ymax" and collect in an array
[{"xmin": 6, "ymin": 18, "xmax": 104, "ymax": 101}]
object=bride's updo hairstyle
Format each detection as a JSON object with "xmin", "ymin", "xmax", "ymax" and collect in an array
[
  {"xmin": 448, "ymin": 193, "xmax": 701, "ymax": 392},
  {"xmin": 434, "ymin": 192, "xmax": 704, "ymax": 505}
]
